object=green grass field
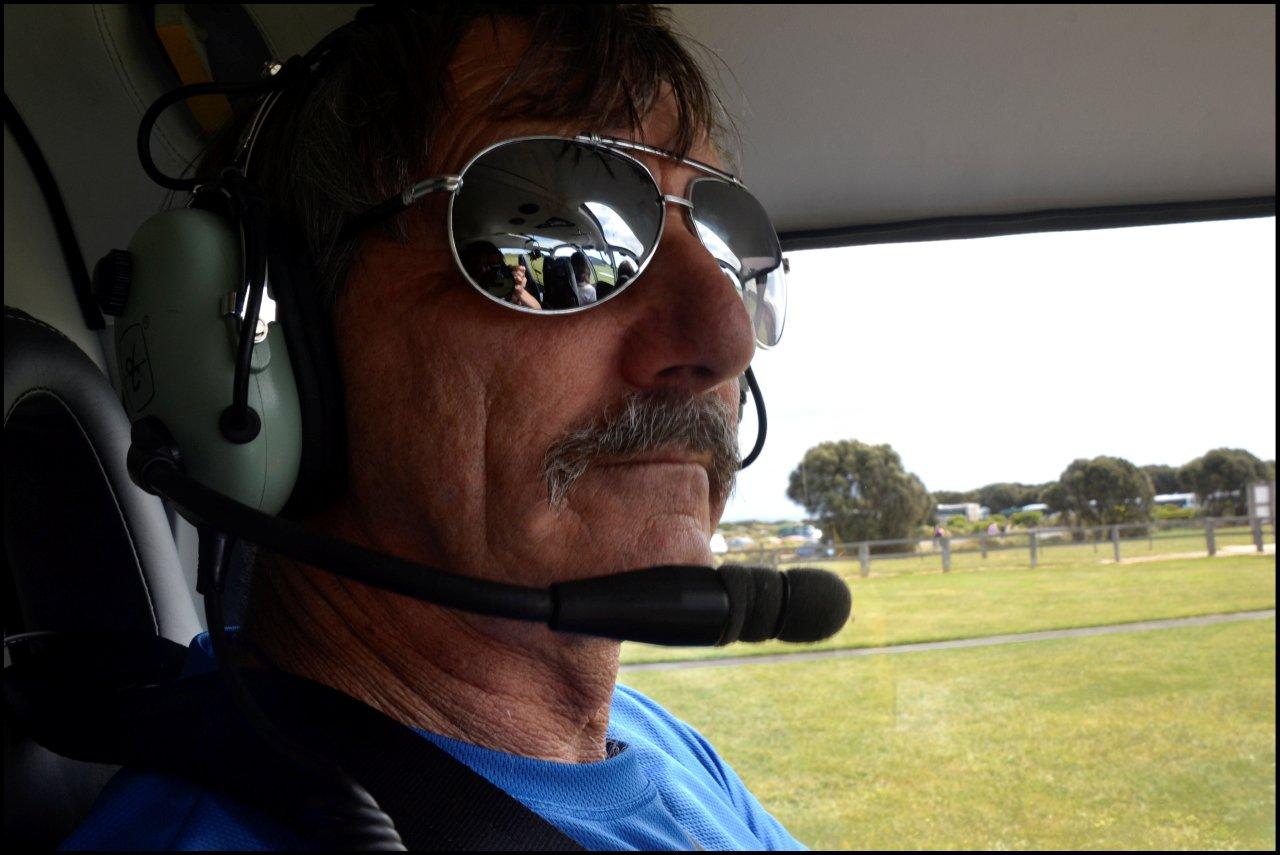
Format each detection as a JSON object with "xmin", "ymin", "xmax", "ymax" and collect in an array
[
  {"xmin": 621, "ymin": 553, "xmax": 1276, "ymax": 665},
  {"xmin": 622, "ymin": 617, "xmax": 1277, "ymax": 849},
  {"xmin": 621, "ymin": 551, "xmax": 1276, "ymax": 847}
]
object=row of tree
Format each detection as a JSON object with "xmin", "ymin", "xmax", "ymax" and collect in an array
[{"xmin": 787, "ymin": 442, "xmax": 1275, "ymax": 543}]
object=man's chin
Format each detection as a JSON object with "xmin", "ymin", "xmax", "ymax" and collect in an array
[
  {"xmin": 525, "ymin": 510, "xmax": 716, "ymax": 584},
  {"xmin": 572, "ymin": 465, "xmax": 716, "ymax": 569}
]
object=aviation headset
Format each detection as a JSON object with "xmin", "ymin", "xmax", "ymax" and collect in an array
[
  {"xmin": 107, "ymin": 21, "xmax": 354, "ymax": 518},
  {"xmin": 102, "ymin": 22, "xmax": 418, "ymax": 843},
  {"xmin": 105, "ymin": 6, "xmax": 766, "ymax": 521}
]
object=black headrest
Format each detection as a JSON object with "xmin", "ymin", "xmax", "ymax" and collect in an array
[
  {"xmin": 542, "ymin": 258, "xmax": 580, "ymax": 310},
  {"xmin": 3, "ymin": 308, "xmax": 200, "ymax": 643},
  {"xmin": 4, "ymin": 307, "xmax": 202, "ymax": 849}
]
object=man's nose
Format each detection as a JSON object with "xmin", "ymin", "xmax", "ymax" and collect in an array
[{"xmin": 617, "ymin": 209, "xmax": 756, "ymax": 395}]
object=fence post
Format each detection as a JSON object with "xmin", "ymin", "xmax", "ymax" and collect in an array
[
  {"xmin": 1029, "ymin": 531, "xmax": 1038, "ymax": 568},
  {"xmin": 979, "ymin": 532, "xmax": 988, "ymax": 559},
  {"xmin": 1204, "ymin": 518, "xmax": 1216, "ymax": 557},
  {"xmin": 1111, "ymin": 525, "xmax": 1121, "ymax": 563},
  {"xmin": 941, "ymin": 537, "xmax": 951, "ymax": 572},
  {"xmin": 1252, "ymin": 518, "xmax": 1265, "ymax": 553},
  {"xmin": 858, "ymin": 542, "xmax": 870, "ymax": 577}
]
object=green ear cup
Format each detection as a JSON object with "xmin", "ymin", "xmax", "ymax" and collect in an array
[{"xmin": 115, "ymin": 208, "xmax": 302, "ymax": 514}]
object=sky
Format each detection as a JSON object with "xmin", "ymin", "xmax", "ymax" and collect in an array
[{"xmin": 724, "ymin": 216, "xmax": 1277, "ymax": 523}]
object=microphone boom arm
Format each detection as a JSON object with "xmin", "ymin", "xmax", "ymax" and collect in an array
[{"xmin": 128, "ymin": 417, "xmax": 848, "ymax": 648}]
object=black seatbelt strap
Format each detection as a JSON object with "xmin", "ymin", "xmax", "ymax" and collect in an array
[
  {"xmin": 4, "ymin": 634, "xmax": 582, "ymax": 850},
  {"xmin": 241, "ymin": 668, "xmax": 583, "ymax": 850}
]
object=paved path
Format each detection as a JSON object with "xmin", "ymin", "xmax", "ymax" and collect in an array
[
  {"xmin": 619, "ymin": 609, "xmax": 1276, "ymax": 673},
  {"xmin": 1107, "ymin": 543, "xmax": 1274, "ymax": 564}
]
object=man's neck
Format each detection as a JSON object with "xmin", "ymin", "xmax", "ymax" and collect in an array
[{"xmin": 243, "ymin": 553, "xmax": 620, "ymax": 763}]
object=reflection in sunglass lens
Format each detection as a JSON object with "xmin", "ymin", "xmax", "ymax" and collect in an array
[
  {"xmin": 689, "ymin": 178, "xmax": 787, "ymax": 347},
  {"xmin": 458, "ymin": 242, "xmax": 516, "ymax": 298},
  {"xmin": 449, "ymin": 138, "xmax": 786, "ymax": 347},
  {"xmin": 451, "ymin": 139, "xmax": 663, "ymax": 313}
]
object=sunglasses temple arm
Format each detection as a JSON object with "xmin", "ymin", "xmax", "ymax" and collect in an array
[{"xmin": 338, "ymin": 175, "xmax": 462, "ymax": 242}]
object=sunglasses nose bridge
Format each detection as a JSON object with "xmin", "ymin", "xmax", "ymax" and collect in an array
[{"xmin": 658, "ymin": 194, "xmax": 707, "ymax": 257}]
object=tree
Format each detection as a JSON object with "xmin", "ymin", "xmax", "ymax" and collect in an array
[
  {"xmin": 932, "ymin": 490, "xmax": 969, "ymax": 505},
  {"xmin": 787, "ymin": 440, "xmax": 932, "ymax": 542},
  {"xmin": 1055, "ymin": 456, "xmax": 1154, "ymax": 525},
  {"xmin": 973, "ymin": 482, "xmax": 1043, "ymax": 514},
  {"xmin": 1141, "ymin": 464, "xmax": 1183, "ymax": 495},
  {"xmin": 1179, "ymin": 448, "xmax": 1270, "ymax": 516},
  {"xmin": 1039, "ymin": 481, "xmax": 1079, "ymax": 526}
]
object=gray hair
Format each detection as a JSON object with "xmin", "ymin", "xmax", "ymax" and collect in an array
[{"xmin": 542, "ymin": 390, "xmax": 740, "ymax": 509}]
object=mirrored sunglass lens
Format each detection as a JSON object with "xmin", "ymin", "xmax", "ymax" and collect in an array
[
  {"xmin": 451, "ymin": 139, "xmax": 662, "ymax": 312},
  {"xmin": 689, "ymin": 180, "xmax": 787, "ymax": 347}
]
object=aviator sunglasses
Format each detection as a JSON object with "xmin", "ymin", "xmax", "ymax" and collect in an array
[{"xmin": 342, "ymin": 134, "xmax": 787, "ymax": 347}]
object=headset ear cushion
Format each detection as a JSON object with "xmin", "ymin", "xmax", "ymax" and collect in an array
[{"xmin": 268, "ymin": 232, "xmax": 347, "ymax": 516}]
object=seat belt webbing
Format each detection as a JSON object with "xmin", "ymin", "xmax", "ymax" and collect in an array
[{"xmin": 5, "ymin": 636, "xmax": 583, "ymax": 850}]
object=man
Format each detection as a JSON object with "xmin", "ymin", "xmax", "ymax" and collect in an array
[
  {"xmin": 64, "ymin": 5, "xmax": 802, "ymax": 850},
  {"xmin": 460, "ymin": 239, "xmax": 540, "ymax": 308}
]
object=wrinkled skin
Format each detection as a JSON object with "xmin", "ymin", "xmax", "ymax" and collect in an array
[{"xmin": 254, "ymin": 19, "xmax": 755, "ymax": 762}]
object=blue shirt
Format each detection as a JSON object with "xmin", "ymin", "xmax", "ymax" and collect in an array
[{"xmin": 61, "ymin": 634, "xmax": 805, "ymax": 851}]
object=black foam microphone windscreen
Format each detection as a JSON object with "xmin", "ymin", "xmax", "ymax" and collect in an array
[
  {"xmin": 716, "ymin": 565, "xmax": 851, "ymax": 644},
  {"xmin": 775, "ymin": 567, "xmax": 852, "ymax": 642}
]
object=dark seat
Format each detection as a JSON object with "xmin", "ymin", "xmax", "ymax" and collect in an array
[
  {"xmin": 3, "ymin": 306, "xmax": 202, "ymax": 850},
  {"xmin": 541, "ymin": 258, "xmax": 580, "ymax": 310}
]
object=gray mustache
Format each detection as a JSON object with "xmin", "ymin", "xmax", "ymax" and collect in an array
[{"xmin": 541, "ymin": 391, "xmax": 740, "ymax": 509}]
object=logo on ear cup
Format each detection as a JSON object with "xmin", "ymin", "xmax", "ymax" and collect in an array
[{"xmin": 119, "ymin": 321, "xmax": 156, "ymax": 413}]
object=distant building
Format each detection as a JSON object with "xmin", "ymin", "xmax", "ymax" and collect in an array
[
  {"xmin": 1019, "ymin": 503, "xmax": 1049, "ymax": 514},
  {"xmin": 778, "ymin": 524, "xmax": 822, "ymax": 542},
  {"xmin": 937, "ymin": 502, "xmax": 983, "ymax": 522},
  {"xmin": 710, "ymin": 532, "xmax": 728, "ymax": 554},
  {"xmin": 1154, "ymin": 493, "xmax": 1198, "ymax": 509}
]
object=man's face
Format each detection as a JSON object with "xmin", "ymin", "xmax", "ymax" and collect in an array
[
  {"xmin": 479, "ymin": 250, "xmax": 504, "ymax": 275},
  {"xmin": 332, "ymin": 20, "xmax": 756, "ymax": 590}
]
